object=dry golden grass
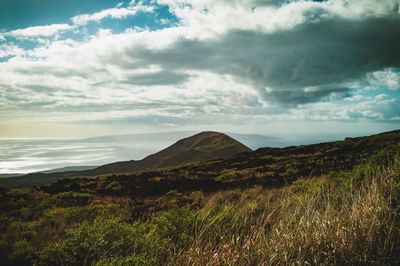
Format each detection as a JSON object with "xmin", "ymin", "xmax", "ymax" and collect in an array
[{"xmin": 170, "ymin": 157, "xmax": 400, "ymax": 265}]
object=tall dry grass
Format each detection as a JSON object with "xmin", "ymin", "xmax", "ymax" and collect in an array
[{"xmin": 170, "ymin": 157, "xmax": 400, "ymax": 265}]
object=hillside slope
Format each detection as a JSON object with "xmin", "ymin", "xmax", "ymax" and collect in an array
[
  {"xmin": 93, "ymin": 131, "xmax": 251, "ymax": 174},
  {"xmin": 1, "ymin": 130, "xmax": 400, "ymax": 265},
  {"xmin": 44, "ymin": 130, "xmax": 400, "ymax": 198},
  {"xmin": 0, "ymin": 132, "xmax": 251, "ymax": 187}
]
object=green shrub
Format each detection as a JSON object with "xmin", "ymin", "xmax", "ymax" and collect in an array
[
  {"xmin": 9, "ymin": 239, "xmax": 35, "ymax": 266},
  {"xmin": 214, "ymin": 169, "xmax": 237, "ymax": 181},
  {"xmin": 54, "ymin": 192, "xmax": 94, "ymax": 206},
  {"xmin": 36, "ymin": 218, "xmax": 149, "ymax": 265},
  {"xmin": 106, "ymin": 181, "xmax": 122, "ymax": 193},
  {"xmin": 35, "ymin": 207, "xmax": 197, "ymax": 265}
]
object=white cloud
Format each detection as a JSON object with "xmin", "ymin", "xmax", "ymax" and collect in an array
[
  {"xmin": 0, "ymin": 44, "xmax": 25, "ymax": 58},
  {"xmin": 367, "ymin": 69, "xmax": 400, "ymax": 90},
  {"xmin": 71, "ymin": 4, "xmax": 154, "ymax": 25},
  {"xmin": 0, "ymin": 0, "xmax": 399, "ymax": 136},
  {"xmin": 9, "ymin": 24, "xmax": 73, "ymax": 37},
  {"xmin": 156, "ymin": 0, "xmax": 400, "ymax": 38}
]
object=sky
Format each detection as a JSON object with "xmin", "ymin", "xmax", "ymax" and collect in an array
[{"xmin": 0, "ymin": 0, "xmax": 400, "ymax": 139}]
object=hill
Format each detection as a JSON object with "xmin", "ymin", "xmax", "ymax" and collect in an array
[
  {"xmin": 0, "ymin": 130, "xmax": 400, "ymax": 265},
  {"xmin": 1, "ymin": 130, "xmax": 399, "ymax": 190},
  {"xmin": 44, "ymin": 129, "xmax": 400, "ymax": 198},
  {"xmin": 40, "ymin": 166, "xmax": 97, "ymax": 174},
  {"xmin": 81, "ymin": 131, "xmax": 279, "ymax": 149},
  {"xmin": 0, "ymin": 131, "xmax": 251, "ymax": 187},
  {"xmin": 0, "ymin": 173, "xmax": 23, "ymax": 179},
  {"xmin": 93, "ymin": 131, "xmax": 252, "ymax": 174}
]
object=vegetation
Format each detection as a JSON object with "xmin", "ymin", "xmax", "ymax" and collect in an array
[
  {"xmin": 175, "ymin": 158, "xmax": 400, "ymax": 265},
  {"xmin": 0, "ymin": 151, "xmax": 399, "ymax": 265},
  {"xmin": 1, "ymin": 131, "xmax": 400, "ymax": 265}
]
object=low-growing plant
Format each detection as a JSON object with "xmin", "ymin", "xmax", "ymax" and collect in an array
[{"xmin": 172, "ymin": 156, "xmax": 400, "ymax": 265}]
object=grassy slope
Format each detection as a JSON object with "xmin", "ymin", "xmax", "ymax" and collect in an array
[
  {"xmin": 170, "ymin": 156, "xmax": 400, "ymax": 265},
  {"xmin": 1, "ymin": 149, "xmax": 399, "ymax": 265},
  {"xmin": 0, "ymin": 130, "xmax": 399, "ymax": 265},
  {"xmin": 93, "ymin": 131, "xmax": 252, "ymax": 174},
  {"xmin": 42, "ymin": 130, "xmax": 400, "ymax": 204}
]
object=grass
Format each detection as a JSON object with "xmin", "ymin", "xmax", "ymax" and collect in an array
[
  {"xmin": 170, "ymin": 157, "xmax": 400, "ymax": 265},
  {"xmin": 1, "ymin": 154, "xmax": 400, "ymax": 265}
]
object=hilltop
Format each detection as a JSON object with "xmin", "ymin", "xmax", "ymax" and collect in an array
[
  {"xmin": 0, "ymin": 130, "xmax": 399, "ymax": 265},
  {"xmin": 1, "ymin": 130, "xmax": 400, "ymax": 265},
  {"xmin": 44, "ymin": 130, "xmax": 400, "ymax": 199},
  {"xmin": 0, "ymin": 131, "xmax": 251, "ymax": 187},
  {"xmin": 93, "ymin": 131, "xmax": 251, "ymax": 174}
]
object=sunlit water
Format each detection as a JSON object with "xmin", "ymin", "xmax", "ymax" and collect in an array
[{"xmin": 0, "ymin": 139, "xmax": 173, "ymax": 174}]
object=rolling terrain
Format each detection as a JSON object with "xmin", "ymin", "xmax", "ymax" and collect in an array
[
  {"xmin": 0, "ymin": 131, "xmax": 279, "ymax": 176},
  {"xmin": 92, "ymin": 131, "xmax": 252, "ymax": 175},
  {"xmin": 0, "ymin": 166, "xmax": 96, "ymax": 179},
  {"xmin": 81, "ymin": 131, "xmax": 280, "ymax": 149},
  {"xmin": 0, "ymin": 130, "xmax": 400, "ymax": 265},
  {"xmin": 0, "ymin": 132, "xmax": 251, "ymax": 187},
  {"xmin": 43, "ymin": 130, "xmax": 400, "ymax": 203}
]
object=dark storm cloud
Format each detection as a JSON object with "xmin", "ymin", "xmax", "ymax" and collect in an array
[
  {"xmin": 263, "ymin": 87, "xmax": 352, "ymax": 105},
  {"xmin": 122, "ymin": 70, "xmax": 190, "ymax": 86},
  {"xmin": 121, "ymin": 15, "xmax": 400, "ymax": 105}
]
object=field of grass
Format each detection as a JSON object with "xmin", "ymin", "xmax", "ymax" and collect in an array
[
  {"xmin": 1, "ymin": 149, "xmax": 399, "ymax": 265},
  {"xmin": 172, "ymin": 158, "xmax": 400, "ymax": 265}
]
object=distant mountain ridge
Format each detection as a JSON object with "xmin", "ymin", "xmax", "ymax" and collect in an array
[
  {"xmin": 0, "ymin": 174, "xmax": 23, "ymax": 179},
  {"xmin": 0, "ymin": 166, "xmax": 97, "ymax": 179},
  {"xmin": 40, "ymin": 166, "xmax": 97, "ymax": 174}
]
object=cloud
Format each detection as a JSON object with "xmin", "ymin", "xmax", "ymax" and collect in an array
[
  {"xmin": 0, "ymin": 0, "xmax": 400, "ymax": 131},
  {"xmin": 157, "ymin": 0, "xmax": 400, "ymax": 38},
  {"xmin": 122, "ymin": 70, "xmax": 190, "ymax": 86},
  {"xmin": 71, "ymin": 4, "xmax": 154, "ymax": 25},
  {"xmin": 120, "ymin": 16, "xmax": 400, "ymax": 105},
  {"xmin": 0, "ymin": 44, "xmax": 25, "ymax": 58},
  {"xmin": 367, "ymin": 68, "xmax": 400, "ymax": 90},
  {"xmin": 9, "ymin": 24, "xmax": 73, "ymax": 37}
]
